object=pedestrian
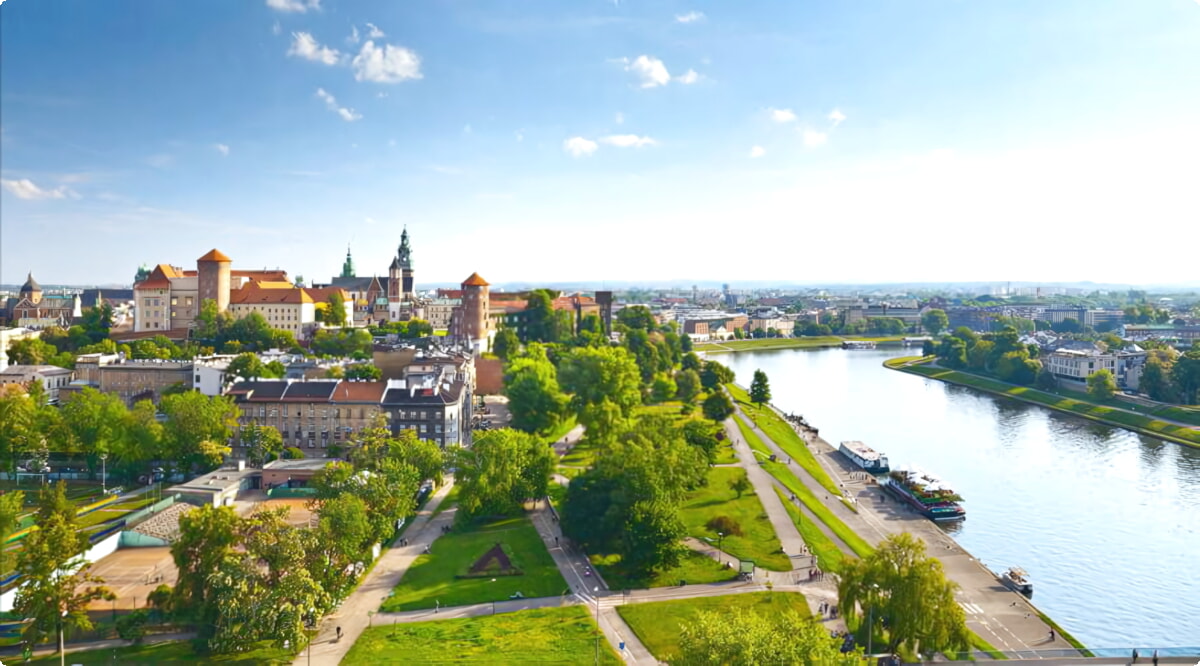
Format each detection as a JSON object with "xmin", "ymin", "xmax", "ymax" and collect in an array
[
  {"xmin": 1153, "ymin": 649, "xmax": 1159, "ymax": 665},
  {"xmin": 1132, "ymin": 648, "xmax": 1138, "ymax": 662},
  {"xmin": 555, "ymin": 536, "xmax": 559, "ymax": 546},
  {"xmin": 336, "ymin": 626, "xmax": 342, "ymax": 641},
  {"xmin": 1049, "ymin": 628, "xmax": 1055, "ymax": 642}
]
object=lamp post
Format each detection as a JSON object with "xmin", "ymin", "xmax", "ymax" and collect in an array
[
  {"xmin": 593, "ymin": 586, "xmax": 600, "ymax": 666},
  {"xmin": 717, "ymin": 532, "xmax": 725, "ymax": 565},
  {"xmin": 100, "ymin": 453, "xmax": 108, "ymax": 495}
]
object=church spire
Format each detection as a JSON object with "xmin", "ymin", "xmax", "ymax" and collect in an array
[
  {"xmin": 398, "ymin": 226, "xmax": 412, "ymax": 270},
  {"xmin": 341, "ymin": 244, "xmax": 355, "ymax": 278}
]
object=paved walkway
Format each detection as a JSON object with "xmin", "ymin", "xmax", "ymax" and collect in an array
[{"xmin": 295, "ymin": 478, "xmax": 457, "ymax": 666}]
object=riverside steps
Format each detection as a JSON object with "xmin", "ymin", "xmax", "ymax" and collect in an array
[{"xmin": 729, "ymin": 390, "xmax": 1082, "ymax": 656}]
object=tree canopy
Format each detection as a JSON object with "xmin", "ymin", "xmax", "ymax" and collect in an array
[{"xmin": 452, "ymin": 428, "xmax": 554, "ymax": 521}]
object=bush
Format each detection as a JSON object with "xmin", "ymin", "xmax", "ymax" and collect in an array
[
  {"xmin": 705, "ymin": 515, "xmax": 744, "ymax": 537},
  {"xmin": 282, "ymin": 447, "xmax": 305, "ymax": 460},
  {"xmin": 117, "ymin": 609, "xmax": 150, "ymax": 644}
]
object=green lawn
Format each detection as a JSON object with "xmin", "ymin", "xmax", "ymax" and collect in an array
[
  {"xmin": 763, "ymin": 462, "xmax": 874, "ymax": 559},
  {"xmin": 543, "ymin": 415, "xmax": 579, "ymax": 444},
  {"xmin": 696, "ymin": 336, "xmax": 905, "ymax": 353},
  {"xmin": 774, "ymin": 487, "xmax": 850, "ymax": 575},
  {"xmin": 679, "ymin": 467, "xmax": 789, "ymax": 571},
  {"xmin": 343, "ymin": 606, "xmax": 620, "ymax": 665},
  {"xmin": 894, "ymin": 362, "xmax": 1200, "ymax": 447},
  {"xmin": 25, "ymin": 640, "xmax": 293, "ymax": 664},
  {"xmin": 711, "ymin": 442, "xmax": 738, "ymax": 464},
  {"xmin": 733, "ymin": 413, "xmax": 773, "ymax": 460},
  {"xmin": 381, "ymin": 515, "xmax": 566, "ymax": 612},
  {"xmin": 558, "ymin": 436, "xmax": 606, "ymax": 468},
  {"xmin": 591, "ymin": 548, "xmax": 735, "ymax": 590},
  {"xmin": 617, "ymin": 592, "xmax": 812, "ymax": 661},
  {"xmin": 727, "ymin": 384, "xmax": 842, "ymax": 495}
]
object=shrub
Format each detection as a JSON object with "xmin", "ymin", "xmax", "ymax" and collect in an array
[
  {"xmin": 705, "ymin": 515, "xmax": 743, "ymax": 537},
  {"xmin": 117, "ymin": 609, "xmax": 150, "ymax": 644}
]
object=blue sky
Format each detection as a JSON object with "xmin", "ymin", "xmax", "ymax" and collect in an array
[{"xmin": 2, "ymin": 0, "xmax": 1199, "ymax": 287}]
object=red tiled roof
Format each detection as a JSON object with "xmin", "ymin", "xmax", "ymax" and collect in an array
[
  {"xmin": 198, "ymin": 249, "xmax": 232, "ymax": 262},
  {"xmin": 229, "ymin": 282, "xmax": 312, "ymax": 305},
  {"xmin": 303, "ymin": 287, "xmax": 349, "ymax": 302},
  {"xmin": 331, "ymin": 381, "xmax": 386, "ymax": 403},
  {"xmin": 462, "ymin": 272, "xmax": 490, "ymax": 287}
]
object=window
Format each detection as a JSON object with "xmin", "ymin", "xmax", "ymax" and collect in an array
[{"xmin": 420, "ymin": 424, "xmax": 427, "ymax": 433}]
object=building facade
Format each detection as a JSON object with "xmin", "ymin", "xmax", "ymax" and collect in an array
[
  {"xmin": 1, "ymin": 274, "xmax": 82, "ymax": 329},
  {"xmin": 97, "ymin": 359, "xmax": 194, "ymax": 405},
  {"xmin": 0, "ymin": 365, "xmax": 74, "ymax": 404}
]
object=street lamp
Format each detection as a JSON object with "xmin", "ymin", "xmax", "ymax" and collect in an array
[
  {"xmin": 593, "ymin": 586, "xmax": 601, "ymax": 666},
  {"xmin": 717, "ymin": 532, "xmax": 725, "ymax": 564},
  {"xmin": 99, "ymin": 453, "xmax": 108, "ymax": 495}
]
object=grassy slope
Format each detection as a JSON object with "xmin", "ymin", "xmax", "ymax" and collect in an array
[
  {"xmin": 678, "ymin": 467, "xmax": 789, "ymax": 571},
  {"xmin": 591, "ymin": 549, "xmax": 734, "ymax": 590},
  {"xmin": 763, "ymin": 462, "xmax": 874, "ymax": 558},
  {"xmin": 382, "ymin": 515, "xmax": 566, "ymax": 612},
  {"xmin": 343, "ymin": 606, "xmax": 621, "ymax": 665},
  {"xmin": 773, "ymin": 487, "xmax": 849, "ymax": 575},
  {"xmin": 25, "ymin": 641, "xmax": 292, "ymax": 665},
  {"xmin": 617, "ymin": 592, "xmax": 812, "ymax": 662},
  {"xmin": 726, "ymin": 384, "xmax": 841, "ymax": 495},
  {"xmin": 696, "ymin": 336, "xmax": 905, "ymax": 353}
]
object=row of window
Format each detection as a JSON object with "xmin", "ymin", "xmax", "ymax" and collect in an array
[{"xmin": 242, "ymin": 406, "xmax": 452, "ymax": 420}]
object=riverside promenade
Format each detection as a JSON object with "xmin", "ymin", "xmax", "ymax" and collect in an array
[{"xmin": 728, "ymin": 390, "xmax": 1081, "ymax": 657}]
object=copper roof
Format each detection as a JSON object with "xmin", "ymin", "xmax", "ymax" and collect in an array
[
  {"xmin": 462, "ymin": 272, "xmax": 490, "ymax": 287},
  {"xmin": 197, "ymin": 249, "xmax": 232, "ymax": 262}
]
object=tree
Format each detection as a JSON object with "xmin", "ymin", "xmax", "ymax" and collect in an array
[
  {"xmin": 558, "ymin": 346, "xmax": 643, "ymax": 441},
  {"xmin": 0, "ymin": 384, "xmax": 35, "ymax": 476},
  {"xmin": 699, "ymin": 360, "xmax": 735, "ymax": 391},
  {"xmin": 323, "ymin": 292, "xmax": 348, "ymax": 327},
  {"xmin": 677, "ymin": 609, "xmax": 862, "ymax": 666},
  {"xmin": 621, "ymin": 499, "xmax": 686, "ymax": 574},
  {"xmin": 749, "ymin": 370, "xmax": 772, "ymax": 408},
  {"xmin": 703, "ymin": 391, "xmax": 735, "ymax": 423},
  {"xmin": 920, "ymin": 309, "xmax": 949, "ymax": 336},
  {"xmin": 492, "ymin": 327, "xmax": 520, "ymax": 361},
  {"xmin": 1087, "ymin": 369, "xmax": 1117, "ymax": 401},
  {"xmin": 936, "ymin": 336, "xmax": 967, "ymax": 369},
  {"xmin": 838, "ymin": 533, "xmax": 970, "ymax": 657},
  {"xmin": 241, "ymin": 424, "xmax": 283, "ymax": 467},
  {"xmin": 1172, "ymin": 351, "xmax": 1200, "ymax": 405},
  {"xmin": 452, "ymin": 428, "xmax": 554, "ymax": 521},
  {"xmin": 1140, "ymin": 355, "xmax": 1177, "ymax": 402},
  {"xmin": 116, "ymin": 609, "xmax": 150, "ymax": 644},
  {"xmin": 59, "ymin": 388, "xmax": 129, "ymax": 477},
  {"xmin": 504, "ymin": 347, "xmax": 568, "ymax": 435},
  {"xmin": 226, "ymin": 353, "xmax": 266, "ymax": 381},
  {"xmin": 159, "ymin": 392, "xmax": 238, "ymax": 473},
  {"xmin": 1051, "ymin": 318, "xmax": 1082, "ymax": 334},
  {"xmin": 675, "ymin": 369, "xmax": 701, "ymax": 405},
  {"xmin": 681, "ymin": 419, "xmax": 722, "ymax": 463},
  {"xmin": 313, "ymin": 493, "xmax": 374, "ymax": 598},
  {"xmin": 650, "ymin": 373, "xmax": 677, "ymax": 404},
  {"xmin": 172, "ymin": 505, "xmax": 242, "ymax": 644},
  {"xmin": 344, "ymin": 363, "xmax": 382, "ymax": 381},
  {"xmin": 616, "ymin": 305, "xmax": 656, "ymax": 331},
  {"xmin": 16, "ymin": 484, "xmax": 114, "ymax": 657},
  {"xmin": 728, "ymin": 475, "xmax": 752, "ymax": 499},
  {"xmin": 522, "ymin": 289, "xmax": 561, "ymax": 343},
  {"xmin": 0, "ymin": 491, "xmax": 25, "ymax": 576},
  {"xmin": 1035, "ymin": 366, "xmax": 1059, "ymax": 391}
]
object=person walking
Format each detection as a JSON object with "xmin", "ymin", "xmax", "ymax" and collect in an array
[
  {"xmin": 336, "ymin": 626, "xmax": 342, "ymax": 641},
  {"xmin": 1152, "ymin": 649, "xmax": 1159, "ymax": 665}
]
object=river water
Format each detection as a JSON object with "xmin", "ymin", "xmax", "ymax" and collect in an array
[{"xmin": 721, "ymin": 347, "xmax": 1200, "ymax": 649}]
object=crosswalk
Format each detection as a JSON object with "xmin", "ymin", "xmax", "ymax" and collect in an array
[{"xmin": 959, "ymin": 601, "xmax": 984, "ymax": 615}]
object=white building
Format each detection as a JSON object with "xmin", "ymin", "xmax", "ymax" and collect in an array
[
  {"xmin": 0, "ymin": 365, "xmax": 74, "ymax": 404},
  {"xmin": 1044, "ymin": 347, "xmax": 1147, "ymax": 389}
]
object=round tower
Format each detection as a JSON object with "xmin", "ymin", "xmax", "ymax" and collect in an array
[
  {"xmin": 197, "ymin": 248, "xmax": 232, "ymax": 312},
  {"xmin": 460, "ymin": 272, "xmax": 490, "ymax": 354}
]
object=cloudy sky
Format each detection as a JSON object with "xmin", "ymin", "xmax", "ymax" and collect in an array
[{"xmin": 2, "ymin": 0, "xmax": 1199, "ymax": 287}]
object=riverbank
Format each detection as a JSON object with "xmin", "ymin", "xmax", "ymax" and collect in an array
[
  {"xmin": 696, "ymin": 335, "xmax": 906, "ymax": 354},
  {"xmin": 885, "ymin": 357, "xmax": 1200, "ymax": 449}
]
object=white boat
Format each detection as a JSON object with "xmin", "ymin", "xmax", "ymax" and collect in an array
[
  {"xmin": 999, "ymin": 567, "xmax": 1033, "ymax": 596},
  {"xmin": 841, "ymin": 340, "xmax": 876, "ymax": 349},
  {"xmin": 838, "ymin": 441, "xmax": 890, "ymax": 473}
]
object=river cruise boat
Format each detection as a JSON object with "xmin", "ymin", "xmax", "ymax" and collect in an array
[
  {"xmin": 998, "ymin": 567, "xmax": 1033, "ymax": 597},
  {"xmin": 838, "ymin": 441, "xmax": 890, "ymax": 474},
  {"xmin": 882, "ymin": 465, "xmax": 966, "ymax": 522},
  {"xmin": 841, "ymin": 340, "xmax": 876, "ymax": 349}
]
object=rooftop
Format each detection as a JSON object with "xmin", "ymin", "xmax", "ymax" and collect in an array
[{"xmin": 197, "ymin": 248, "xmax": 232, "ymax": 262}]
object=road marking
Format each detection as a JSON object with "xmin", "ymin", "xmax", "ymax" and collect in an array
[{"xmin": 959, "ymin": 602, "xmax": 984, "ymax": 615}]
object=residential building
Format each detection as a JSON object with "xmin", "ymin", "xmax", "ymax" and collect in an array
[
  {"xmin": 1043, "ymin": 346, "xmax": 1147, "ymax": 389},
  {"xmin": 382, "ymin": 375, "xmax": 471, "ymax": 448},
  {"xmin": 227, "ymin": 379, "xmax": 386, "ymax": 457},
  {"xmin": 193, "ymin": 355, "xmax": 235, "ymax": 396},
  {"xmin": 1124, "ymin": 324, "xmax": 1200, "ymax": 343},
  {"xmin": 422, "ymin": 298, "xmax": 459, "ymax": 330},
  {"xmin": 0, "ymin": 365, "xmax": 74, "ymax": 404}
]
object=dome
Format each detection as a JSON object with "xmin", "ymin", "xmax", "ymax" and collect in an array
[{"xmin": 20, "ymin": 272, "xmax": 42, "ymax": 294}]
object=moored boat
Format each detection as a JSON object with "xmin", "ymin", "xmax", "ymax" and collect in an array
[
  {"xmin": 998, "ymin": 567, "xmax": 1033, "ymax": 596},
  {"xmin": 842, "ymin": 340, "xmax": 876, "ymax": 349},
  {"xmin": 882, "ymin": 465, "xmax": 966, "ymax": 522},
  {"xmin": 839, "ymin": 440, "xmax": 890, "ymax": 474}
]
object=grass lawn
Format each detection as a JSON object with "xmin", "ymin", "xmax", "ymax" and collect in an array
[
  {"xmin": 617, "ymin": 592, "xmax": 812, "ymax": 661},
  {"xmin": 558, "ymin": 436, "xmax": 606, "ymax": 468},
  {"xmin": 679, "ymin": 467, "xmax": 789, "ymax": 571},
  {"xmin": 26, "ymin": 640, "xmax": 293, "ymax": 664},
  {"xmin": 381, "ymin": 515, "xmax": 566, "ymax": 612},
  {"xmin": 763, "ymin": 462, "xmax": 874, "ymax": 559},
  {"xmin": 727, "ymin": 384, "xmax": 842, "ymax": 495},
  {"xmin": 696, "ymin": 336, "xmax": 904, "ymax": 353},
  {"xmin": 733, "ymin": 413, "xmax": 773, "ymax": 460},
  {"xmin": 774, "ymin": 487, "xmax": 849, "ymax": 575},
  {"xmin": 429, "ymin": 484, "xmax": 460, "ymax": 521},
  {"xmin": 893, "ymin": 362, "xmax": 1200, "ymax": 447},
  {"xmin": 711, "ymin": 443, "xmax": 738, "ymax": 464},
  {"xmin": 592, "ymin": 549, "xmax": 735, "ymax": 590},
  {"xmin": 343, "ymin": 606, "xmax": 620, "ymax": 665},
  {"xmin": 543, "ymin": 415, "xmax": 579, "ymax": 444}
]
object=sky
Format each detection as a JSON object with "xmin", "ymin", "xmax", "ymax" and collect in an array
[{"xmin": 2, "ymin": 0, "xmax": 1200, "ymax": 288}]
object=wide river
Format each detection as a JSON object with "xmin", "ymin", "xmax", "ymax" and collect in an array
[{"xmin": 722, "ymin": 346, "xmax": 1200, "ymax": 649}]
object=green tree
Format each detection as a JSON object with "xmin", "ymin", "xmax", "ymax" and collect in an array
[
  {"xmin": 522, "ymin": 289, "xmax": 561, "ymax": 343},
  {"xmin": 621, "ymin": 499, "xmax": 686, "ymax": 574},
  {"xmin": 702, "ymin": 391, "xmax": 734, "ymax": 423},
  {"xmin": 728, "ymin": 475, "xmax": 752, "ymax": 499},
  {"xmin": 226, "ymin": 353, "xmax": 266, "ymax": 381},
  {"xmin": 559, "ymin": 346, "xmax": 642, "ymax": 441},
  {"xmin": 453, "ymin": 428, "xmax": 554, "ymax": 521},
  {"xmin": 1140, "ymin": 355, "xmax": 1176, "ymax": 402},
  {"xmin": 159, "ymin": 392, "xmax": 238, "ymax": 473},
  {"xmin": 344, "ymin": 363, "xmax": 383, "ymax": 381},
  {"xmin": 937, "ymin": 336, "xmax": 968, "ymax": 369},
  {"xmin": 838, "ymin": 532, "xmax": 970, "ymax": 657},
  {"xmin": 241, "ymin": 423, "xmax": 284, "ymax": 467},
  {"xmin": 650, "ymin": 373, "xmax": 677, "ymax": 404},
  {"xmin": 172, "ymin": 505, "xmax": 242, "ymax": 645},
  {"xmin": 504, "ymin": 348, "xmax": 568, "ymax": 435},
  {"xmin": 921, "ymin": 309, "xmax": 949, "ymax": 336},
  {"xmin": 0, "ymin": 384, "xmax": 36, "ymax": 475},
  {"xmin": 680, "ymin": 352, "xmax": 702, "ymax": 372},
  {"xmin": 749, "ymin": 369, "xmax": 772, "ymax": 408},
  {"xmin": 59, "ymin": 388, "xmax": 129, "ymax": 476},
  {"xmin": 1087, "ymin": 368, "xmax": 1117, "ymax": 401},
  {"xmin": 313, "ymin": 493, "xmax": 374, "ymax": 598},
  {"xmin": 616, "ymin": 305, "xmax": 656, "ymax": 331},
  {"xmin": 681, "ymin": 419, "xmax": 723, "ymax": 463},
  {"xmin": 675, "ymin": 369, "xmax": 701, "ymax": 404},
  {"xmin": 677, "ymin": 609, "xmax": 862, "ymax": 666},
  {"xmin": 16, "ymin": 484, "xmax": 114, "ymax": 657},
  {"xmin": 1171, "ymin": 351, "xmax": 1200, "ymax": 405},
  {"xmin": 492, "ymin": 327, "xmax": 520, "ymax": 361},
  {"xmin": 0, "ymin": 491, "xmax": 25, "ymax": 576},
  {"xmin": 1035, "ymin": 366, "xmax": 1059, "ymax": 391},
  {"xmin": 324, "ymin": 291, "xmax": 348, "ymax": 327},
  {"xmin": 699, "ymin": 360, "xmax": 735, "ymax": 391},
  {"xmin": 264, "ymin": 360, "xmax": 287, "ymax": 378}
]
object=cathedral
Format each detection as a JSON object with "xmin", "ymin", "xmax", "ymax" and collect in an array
[
  {"xmin": 0, "ymin": 273, "xmax": 82, "ymax": 328},
  {"xmin": 324, "ymin": 228, "xmax": 421, "ymax": 325}
]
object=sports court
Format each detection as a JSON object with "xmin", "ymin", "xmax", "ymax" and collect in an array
[
  {"xmin": 83, "ymin": 546, "xmax": 177, "ymax": 611},
  {"xmin": 255, "ymin": 497, "xmax": 317, "ymax": 527}
]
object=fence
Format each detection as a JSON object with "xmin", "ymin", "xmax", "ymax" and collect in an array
[
  {"xmin": 122, "ymin": 494, "xmax": 179, "ymax": 528},
  {"xmin": 267, "ymin": 487, "xmax": 318, "ymax": 499}
]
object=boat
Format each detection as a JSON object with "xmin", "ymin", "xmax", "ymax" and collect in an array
[
  {"xmin": 841, "ymin": 340, "xmax": 876, "ymax": 349},
  {"xmin": 998, "ymin": 567, "xmax": 1033, "ymax": 596},
  {"xmin": 838, "ymin": 441, "xmax": 890, "ymax": 474},
  {"xmin": 882, "ymin": 465, "xmax": 966, "ymax": 522}
]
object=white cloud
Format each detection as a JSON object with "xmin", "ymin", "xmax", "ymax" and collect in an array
[
  {"xmin": 266, "ymin": 0, "xmax": 320, "ymax": 13},
  {"xmin": 676, "ymin": 11, "xmax": 705, "ymax": 23},
  {"xmin": 749, "ymin": 145, "xmax": 766, "ymax": 158},
  {"xmin": 316, "ymin": 88, "xmax": 362, "ymax": 122},
  {"xmin": 675, "ymin": 69, "xmax": 700, "ymax": 85},
  {"xmin": 365, "ymin": 23, "xmax": 385, "ymax": 39},
  {"xmin": 829, "ymin": 108, "xmax": 846, "ymax": 127},
  {"xmin": 1, "ymin": 178, "xmax": 78, "ymax": 200},
  {"xmin": 601, "ymin": 134, "xmax": 657, "ymax": 148},
  {"xmin": 515, "ymin": 130, "xmax": 525, "ymax": 142},
  {"xmin": 615, "ymin": 112, "xmax": 625, "ymax": 125},
  {"xmin": 769, "ymin": 108, "xmax": 797, "ymax": 123},
  {"xmin": 803, "ymin": 129, "xmax": 828, "ymax": 147},
  {"xmin": 215, "ymin": 143, "xmax": 230, "ymax": 156},
  {"xmin": 625, "ymin": 55, "xmax": 670, "ymax": 88},
  {"xmin": 352, "ymin": 40, "xmax": 422, "ymax": 83},
  {"xmin": 272, "ymin": 21, "xmax": 282, "ymax": 36},
  {"xmin": 563, "ymin": 137, "xmax": 598, "ymax": 157},
  {"xmin": 377, "ymin": 92, "xmax": 388, "ymax": 98},
  {"xmin": 347, "ymin": 26, "xmax": 360, "ymax": 44},
  {"xmin": 288, "ymin": 32, "xmax": 341, "ymax": 65}
]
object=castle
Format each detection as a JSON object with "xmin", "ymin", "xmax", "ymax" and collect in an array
[{"xmin": 323, "ymin": 227, "xmax": 419, "ymax": 325}]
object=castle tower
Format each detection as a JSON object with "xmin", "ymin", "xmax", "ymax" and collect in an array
[
  {"xmin": 341, "ymin": 245, "xmax": 355, "ymax": 279},
  {"xmin": 460, "ymin": 272, "xmax": 490, "ymax": 355},
  {"xmin": 398, "ymin": 227, "xmax": 414, "ymax": 300},
  {"xmin": 196, "ymin": 249, "xmax": 232, "ymax": 312},
  {"xmin": 20, "ymin": 273, "xmax": 43, "ymax": 305},
  {"xmin": 387, "ymin": 255, "xmax": 401, "ymax": 303}
]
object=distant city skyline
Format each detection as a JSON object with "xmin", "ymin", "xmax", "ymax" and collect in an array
[{"xmin": 3, "ymin": 0, "xmax": 1199, "ymax": 285}]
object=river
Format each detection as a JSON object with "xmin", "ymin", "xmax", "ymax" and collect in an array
[{"xmin": 721, "ymin": 346, "xmax": 1200, "ymax": 649}]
